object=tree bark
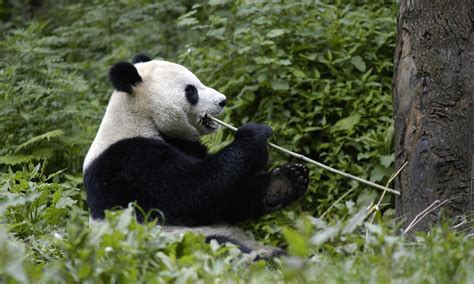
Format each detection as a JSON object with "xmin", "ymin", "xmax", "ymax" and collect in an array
[{"xmin": 393, "ymin": 0, "xmax": 473, "ymax": 232}]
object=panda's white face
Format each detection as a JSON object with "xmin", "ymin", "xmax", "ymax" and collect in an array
[
  {"xmin": 84, "ymin": 58, "xmax": 226, "ymax": 170},
  {"xmin": 134, "ymin": 60, "xmax": 226, "ymax": 140}
]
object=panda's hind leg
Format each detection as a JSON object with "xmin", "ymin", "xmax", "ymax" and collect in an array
[
  {"xmin": 164, "ymin": 225, "xmax": 284, "ymax": 260},
  {"xmin": 204, "ymin": 227, "xmax": 285, "ymax": 260},
  {"xmin": 263, "ymin": 163, "xmax": 309, "ymax": 212}
]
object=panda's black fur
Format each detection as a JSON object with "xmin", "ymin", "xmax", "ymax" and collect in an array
[
  {"xmin": 83, "ymin": 54, "xmax": 309, "ymax": 257},
  {"xmin": 132, "ymin": 53, "xmax": 152, "ymax": 64},
  {"xmin": 108, "ymin": 61, "xmax": 142, "ymax": 93},
  {"xmin": 85, "ymin": 129, "xmax": 268, "ymax": 224},
  {"xmin": 185, "ymin": 85, "xmax": 199, "ymax": 105}
]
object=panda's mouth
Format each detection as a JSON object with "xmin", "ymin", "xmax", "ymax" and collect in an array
[{"xmin": 200, "ymin": 115, "xmax": 219, "ymax": 130}]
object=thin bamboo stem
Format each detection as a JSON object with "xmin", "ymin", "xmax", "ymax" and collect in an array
[
  {"xmin": 403, "ymin": 199, "xmax": 449, "ymax": 234},
  {"xmin": 205, "ymin": 114, "xmax": 400, "ymax": 195},
  {"xmin": 369, "ymin": 161, "xmax": 408, "ymax": 223}
]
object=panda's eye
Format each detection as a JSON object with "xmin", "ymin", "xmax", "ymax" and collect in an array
[{"xmin": 185, "ymin": 84, "xmax": 199, "ymax": 105}]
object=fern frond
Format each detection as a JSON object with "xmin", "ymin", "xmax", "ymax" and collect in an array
[{"xmin": 15, "ymin": 129, "xmax": 64, "ymax": 152}]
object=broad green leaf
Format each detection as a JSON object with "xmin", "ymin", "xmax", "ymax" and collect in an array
[
  {"xmin": 380, "ymin": 154, "xmax": 394, "ymax": 168},
  {"xmin": 271, "ymin": 79, "xmax": 289, "ymax": 91},
  {"xmin": 370, "ymin": 165, "xmax": 391, "ymax": 182},
  {"xmin": 282, "ymin": 227, "xmax": 310, "ymax": 257},
  {"xmin": 351, "ymin": 55, "xmax": 367, "ymax": 72},
  {"xmin": 267, "ymin": 29, "xmax": 286, "ymax": 38},
  {"xmin": 331, "ymin": 114, "xmax": 361, "ymax": 133},
  {"xmin": 177, "ymin": 10, "xmax": 198, "ymax": 27}
]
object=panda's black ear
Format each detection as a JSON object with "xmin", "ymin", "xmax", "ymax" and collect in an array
[
  {"xmin": 132, "ymin": 53, "xmax": 152, "ymax": 64},
  {"xmin": 109, "ymin": 61, "xmax": 142, "ymax": 93}
]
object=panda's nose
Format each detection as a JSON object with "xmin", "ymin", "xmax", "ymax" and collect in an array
[{"xmin": 219, "ymin": 99, "xmax": 227, "ymax": 107}]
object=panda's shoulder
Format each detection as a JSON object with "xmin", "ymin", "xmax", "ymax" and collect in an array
[
  {"xmin": 103, "ymin": 137, "xmax": 177, "ymax": 160},
  {"xmin": 85, "ymin": 137, "xmax": 172, "ymax": 170},
  {"xmin": 161, "ymin": 133, "xmax": 208, "ymax": 158},
  {"xmin": 90, "ymin": 136, "xmax": 205, "ymax": 168},
  {"xmin": 107, "ymin": 136, "xmax": 207, "ymax": 158},
  {"xmin": 110, "ymin": 136, "xmax": 166, "ymax": 150}
]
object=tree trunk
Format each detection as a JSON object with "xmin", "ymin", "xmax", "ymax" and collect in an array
[{"xmin": 393, "ymin": 0, "xmax": 473, "ymax": 232}]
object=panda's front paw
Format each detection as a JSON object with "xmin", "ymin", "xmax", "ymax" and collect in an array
[
  {"xmin": 235, "ymin": 123, "xmax": 272, "ymax": 170},
  {"xmin": 235, "ymin": 123, "xmax": 272, "ymax": 143},
  {"xmin": 263, "ymin": 163, "xmax": 309, "ymax": 211}
]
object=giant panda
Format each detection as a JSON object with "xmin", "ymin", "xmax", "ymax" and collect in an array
[{"xmin": 83, "ymin": 54, "xmax": 309, "ymax": 258}]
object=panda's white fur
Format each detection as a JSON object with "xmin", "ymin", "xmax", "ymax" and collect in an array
[{"xmin": 84, "ymin": 60, "xmax": 226, "ymax": 170}]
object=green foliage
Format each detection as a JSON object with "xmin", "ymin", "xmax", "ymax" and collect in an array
[
  {"xmin": 1, "ymin": 166, "xmax": 473, "ymax": 283},
  {"xmin": 0, "ymin": 163, "xmax": 82, "ymax": 238},
  {"xmin": 0, "ymin": 23, "xmax": 96, "ymax": 172},
  {"xmin": 3, "ymin": 1, "xmax": 469, "ymax": 282}
]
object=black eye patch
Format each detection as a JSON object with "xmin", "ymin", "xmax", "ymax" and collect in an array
[{"xmin": 185, "ymin": 85, "xmax": 199, "ymax": 105}]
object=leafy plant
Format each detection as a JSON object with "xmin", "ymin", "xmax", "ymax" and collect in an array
[
  {"xmin": 0, "ymin": 23, "xmax": 96, "ymax": 172},
  {"xmin": 1, "ymin": 166, "xmax": 473, "ymax": 283},
  {"xmin": 3, "ymin": 2, "xmax": 468, "ymax": 283}
]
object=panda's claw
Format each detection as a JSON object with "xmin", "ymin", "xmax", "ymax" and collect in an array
[{"xmin": 264, "ymin": 163, "xmax": 309, "ymax": 211}]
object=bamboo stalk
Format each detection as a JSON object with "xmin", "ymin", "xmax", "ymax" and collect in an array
[
  {"xmin": 368, "ymin": 161, "xmax": 408, "ymax": 223},
  {"xmin": 205, "ymin": 114, "xmax": 400, "ymax": 195},
  {"xmin": 403, "ymin": 199, "xmax": 449, "ymax": 234}
]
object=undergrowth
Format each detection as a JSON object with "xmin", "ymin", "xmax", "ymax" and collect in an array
[
  {"xmin": 1, "ymin": 166, "xmax": 472, "ymax": 283},
  {"xmin": 1, "ymin": 1, "xmax": 472, "ymax": 282}
]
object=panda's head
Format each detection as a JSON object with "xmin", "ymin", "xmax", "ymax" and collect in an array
[{"xmin": 108, "ymin": 54, "xmax": 226, "ymax": 141}]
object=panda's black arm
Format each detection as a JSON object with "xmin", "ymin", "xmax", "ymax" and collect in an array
[
  {"xmin": 159, "ymin": 123, "xmax": 271, "ymax": 195},
  {"xmin": 142, "ymin": 123, "xmax": 273, "ymax": 223},
  {"xmin": 154, "ymin": 135, "xmax": 271, "ymax": 224}
]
